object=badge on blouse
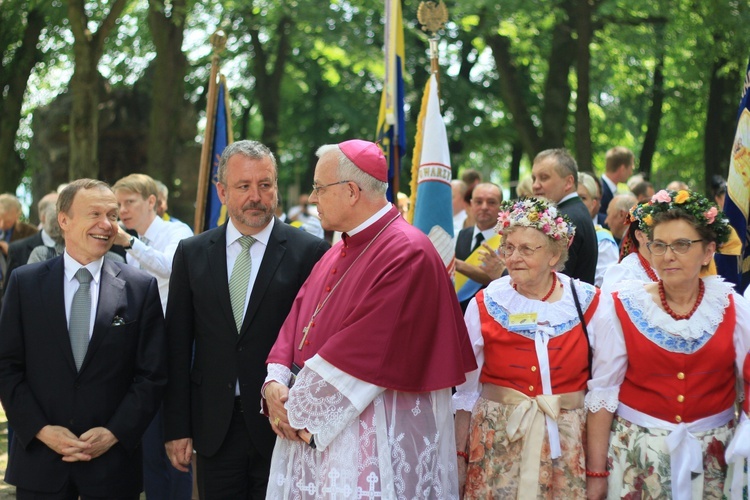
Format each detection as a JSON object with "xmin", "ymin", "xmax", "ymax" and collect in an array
[{"xmin": 507, "ymin": 312, "xmax": 538, "ymax": 332}]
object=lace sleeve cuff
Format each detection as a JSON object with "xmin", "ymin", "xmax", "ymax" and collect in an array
[
  {"xmin": 263, "ymin": 363, "xmax": 292, "ymax": 396},
  {"xmin": 452, "ymin": 390, "xmax": 480, "ymax": 413},
  {"xmin": 584, "ymin": 386, "xmax": 619, "ymax": 413}
]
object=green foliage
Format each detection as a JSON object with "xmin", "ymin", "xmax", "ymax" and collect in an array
[{"xmin": 2, "ymin": 0, "xmax": 750, "ymax": 204}]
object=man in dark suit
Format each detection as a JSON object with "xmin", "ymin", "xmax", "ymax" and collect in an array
[
  {"xmin": 455, "ymin": 182, "xmax": 503, "ymax": 311},
  {"xmin": 163, "ymin": 140, "xmax": 329, "ymax": 499},
  {"xmin": 598, "ymin": 146, "xmax": 635, "ymax": 220},
  {"xmin": 532, "ymin": 149, "xmax": 598, "ymax": 285},
  {"xmin": 5, "ymin": 192, "xmax": 59, "ymax": 286},
  {"xmin": 0, "ymin": 193, "xmax": 40, "ymax": 306},
  {"xmin": 0, "ymin": 179, "xmax": 167, "ymax": 499}
]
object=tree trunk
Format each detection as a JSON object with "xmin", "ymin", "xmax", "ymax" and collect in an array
[
  {"xmin": 575, "ymin": 0, "xmax": 593, "ymax": 171},
  {"xmin": 703, "ymin": 54, "xmax": 737, "ymax": 193},
  {"xmin": 67, "ymin": 0, "xmax": 129, "ymax": 180},
  {"xmin": 540, "ymin": 0, "xmax": 577, "ymax": 150},
  {"xmin": 639, "ymin": 25, "xmax": 666, "ymax": 181},
  {"xmin": 510, "ymin": 142, "xmax": 523, "ymax": 199},
  {"xmin": 251, "ymin": 15, "xmax": 293, "ymax": 153},
  {"xmin": 146, "ymin": 0, "xmax": 188, "ymax": 183},
  {"xmin": 0, "ymin": 7, "xmax": 45, "ymax": 193},
  {"xmin": 486, "ymin": 33, "xmax": 541, "ymax": 158}
]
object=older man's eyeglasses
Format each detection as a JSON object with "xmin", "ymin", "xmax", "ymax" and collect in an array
[
  {"xmin": 311, "ymin": 180, "xmax": 352, "ymax": 196},
  {"xmin": 499, "ymin": 244, "xmax": 544, "ymax": 258},
  {"xmin": 646, "ymin": 239, "xmax": 703, "ymax": 256}
]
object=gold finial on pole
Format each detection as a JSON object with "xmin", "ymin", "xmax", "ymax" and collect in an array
[
  {"xmin": 209, "ymin": 29, "xmax": 227, "ymax": 55},
  {"xmin": 417, "ymin": 1, "xmax": 448, "ymax": 83}
]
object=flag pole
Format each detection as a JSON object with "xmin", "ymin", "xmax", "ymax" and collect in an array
[{"xmin": 194, "ymin": 30, "xmax": 227, "ymax": 234}]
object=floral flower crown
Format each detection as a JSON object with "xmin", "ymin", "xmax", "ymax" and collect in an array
[
  {"xmin": 637, "ymin": 189, "xmax": 730, "ymax": 244},
  {"xmin": 495, "ymin": 197, "xmax": 575, "ymax": 244}
]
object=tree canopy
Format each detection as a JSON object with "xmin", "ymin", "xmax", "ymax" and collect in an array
[{"xmin": 1, "ymin": 0, "xmax": 748, "ymax": 222}]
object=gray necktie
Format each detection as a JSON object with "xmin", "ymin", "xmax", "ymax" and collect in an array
[
  {"xmin": 229, "ymin": 236, "xmax": 255, "ymax": 332},
  {"xmin": 69, "ymin": 268, "xmax": 93, "ymax": 370}
]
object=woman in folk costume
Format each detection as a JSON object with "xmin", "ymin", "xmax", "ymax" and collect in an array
[
  {"xmin": 600, "ymin": 202, "xmax": 660, "ymax": 294},
  {"xmin": 725, "ymin": 350, "xmax": 750, "ymax": 500},
  {"xmin": 586, "ymin": 189, "xmax": 750, "ymax": 499},
  {"xmin": 454, "ymin": 197, "xmax": 609, "ymax": 499}
]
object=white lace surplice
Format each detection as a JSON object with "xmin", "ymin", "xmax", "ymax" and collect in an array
[{"xmin": 267, "ymin": 355, "xmax": 458, "ymax": 499}]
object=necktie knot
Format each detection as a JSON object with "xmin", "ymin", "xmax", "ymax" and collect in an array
[
  {"xmin": 238, "ymin": 235, "xmax": 256, "ymax": 250},
  {"xmin": 473, "ymin": 233, "xmax": 485, "ymax": 251},
  {"xmin": 75, "ymin": 267, "xmax": 93, "ymax": 285}
]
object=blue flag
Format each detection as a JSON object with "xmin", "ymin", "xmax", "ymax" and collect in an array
[
  {"xmin": 723, "ymin": 56, "xmax": 750, "ymax": 293},
  {"xmin": 204, "ymin": 81, "xmax": 231, "ymax": 230},
  {"xmin": 376, "ymin": 0, "xmax": 406, "ymax": 203}
]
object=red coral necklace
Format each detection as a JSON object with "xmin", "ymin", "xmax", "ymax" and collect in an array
[
  {"xmin": 513, "ymin": 272, "xmax": 559, "ymax": 302},
  {"xmin": 658, "ymin": 279, "xmax": 705, "ymax": 320},
  {"xmin": 637, "ymin": 252, "xmax": 659, "ymax": 282}
]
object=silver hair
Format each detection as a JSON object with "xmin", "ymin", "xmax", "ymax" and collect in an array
[
  {"xmin": 315, "ymin": 144, "xmax": 388, "ymax": 197},
  {"xmin": 217, "ymin": 140, "xmax": 277, "ymax": 184}
]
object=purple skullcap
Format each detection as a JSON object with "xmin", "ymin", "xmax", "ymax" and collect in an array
[{"xmin": 338, "ymin": 139, "xmax": 388, "ymax": 183}]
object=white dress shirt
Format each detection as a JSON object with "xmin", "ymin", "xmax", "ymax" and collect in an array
[{"xmin": 125, "ymin": 215, "xmax": 193, "ymax": 313}]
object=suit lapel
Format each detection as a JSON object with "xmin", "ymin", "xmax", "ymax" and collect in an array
[
  {"xmin": 207, "ymin": 225, "xmax": 237, "ymax": 338},
  {"xmin": 239, "ymin": 220, "xmax": 286, "ymax": 339},
  {"xmin": 80, "ymin": 259, "xmax": 125, "ymax": 373},
  {"xmin": 43, "ymin": 257, "xmax": 77, "ymax": 372}
]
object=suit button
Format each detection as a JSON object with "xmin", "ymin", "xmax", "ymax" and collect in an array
[
  {"xmin": 677, "ymin": 395, "xmax": 685, "ymax": 403},
  {"xmin": 227, "ymin": 383, "xmax": 233, "ymax": 389},
  {"xmin": 677, "ymin": 372, "xmax": 685, "ymax": 380},
  {"xmin": 238, "ymin": 346, "xmax": 243, "ymax": 352},
  {"xmin": 675, "ymin": 415, "xmax": 682, "ymax": 423},
  {"xmin": 531, "ymin": 366, "xmax": 537, "ymax": 372},
  {"xmin": 528, "ymin": 385, "xmax": 534, "ymax": 392}
]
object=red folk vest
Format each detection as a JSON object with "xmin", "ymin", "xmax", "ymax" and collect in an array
[
  {"xmin": 616, "ymin": 293, "xmax": 736, "ymax": 424},
  {"xmin": 475, "ymin": 289, "xmax": 598, "ymax": 397}
]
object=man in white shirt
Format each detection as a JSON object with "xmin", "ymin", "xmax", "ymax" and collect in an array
[{"xmin": 113, "ymin": 173, "xmax": 193, "ymax": 499}]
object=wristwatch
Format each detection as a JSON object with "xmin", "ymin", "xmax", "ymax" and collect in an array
[{"xmin": 123, "ymin": 235, "xmax": 135, "ymax": 250}]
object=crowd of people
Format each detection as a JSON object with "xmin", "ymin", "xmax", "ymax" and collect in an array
[{"xmin": 0, "ymin": 139, "xmax": 747, "ymax": 500}]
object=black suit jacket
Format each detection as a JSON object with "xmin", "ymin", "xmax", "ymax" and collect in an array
[
  {"xmin": 599, "ymin": 176, "xmax": 614, "ymax": 216},
  {"xmin": 455, "ymin": 226, "xmax": 483, "ymax": 312},
  {"xmin": 0, "ymin": 257, "xmax": 166, "ymax": 496},
  {"xmin": 455, "ymin": 226, "xmax": 474, "ymax": 262},
  {"xmin": 5, "ymin": 232, "xmax": 44, "ymax": 283},
  {"xmin": 163, "ymin": 219, "xmax": 329, "ymax": 460},
  {"xmin": 557, "ymin": 196, "xmax": 598, "ymax": 285}
]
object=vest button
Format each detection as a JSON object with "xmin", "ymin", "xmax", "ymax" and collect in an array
[
  {"xmin": 677, "ymin": 372, "xmax": 685, "ymax": 380},
  {"xmin": 675, "ymin": 415, "xmax": 682, "ymax": 423},
  {"xmin": 528, "ymin": 385, "xmax": 534, "ymax": 392},
  {"xmin": 677, "ymin": 395, "xmax": 685, "ymax": 403},
  {"xmin": 531, "ymin": 366, "xmax": 537, "ymax": 372}
]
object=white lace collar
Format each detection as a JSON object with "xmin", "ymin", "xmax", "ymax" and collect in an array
[
  {"xmin": 616, "ymin": 276, "xmax": 732, "ymax": 343},
  {"xmin": 618, "ymin": 252, "xmax": 653, "ymax": 281},
  {"xmin": 483, "ymin": 274, "xmax": 597, "ymax": 337}
]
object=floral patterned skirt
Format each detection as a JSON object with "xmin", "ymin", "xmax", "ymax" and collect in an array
[
  {"xmin": 463, "ymin": 397, "xmax": 587, "ymax": 499},
  {"xmin": 607, "ymin": 415, "xmax": 735, "ymax": 499}
]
